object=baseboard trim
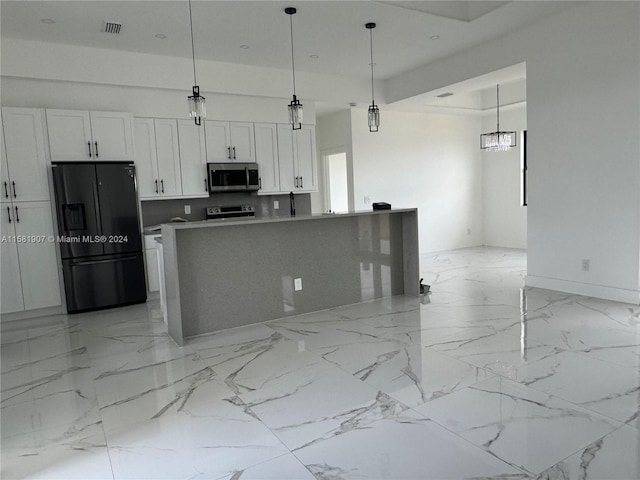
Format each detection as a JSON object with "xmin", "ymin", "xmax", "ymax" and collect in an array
[
  {"xmin": 525, "ymin": 275, "xmax": 640, "ymax": 305},
  {"xmin": 0, "ymin": 305, "xmax": 64, "ymax": 323}
]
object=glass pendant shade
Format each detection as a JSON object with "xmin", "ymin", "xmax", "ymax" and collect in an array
[
  {"xmin": 480, "ymin": 131, "xmax": 516, "ymax": 151},
  {"xmin": 288, "ymin": 94, "xmax": 303, "ymax": 130},
  {"xmin": 188, "ymin": 85, "xmax": 206, "ymax": 126},
  {"xmin": 368, "ymin": 104, "xmax": 380, "ymax": 132}
]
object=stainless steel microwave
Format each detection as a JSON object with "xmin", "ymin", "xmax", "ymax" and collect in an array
[{"xmin": 207, "ymin": 163, "xmax": 260, "ymax": 193}]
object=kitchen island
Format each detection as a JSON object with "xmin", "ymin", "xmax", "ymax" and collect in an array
[{"xmin": 162, "ymin": 209, "xmax": 419, "ymax": 345}]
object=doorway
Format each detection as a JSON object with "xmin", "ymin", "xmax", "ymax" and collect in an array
[{"xmin": 324, "ymin": 151, "xmax": 349, "ymax": 213}]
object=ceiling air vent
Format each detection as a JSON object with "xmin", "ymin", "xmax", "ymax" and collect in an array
[
  {"xmin": 103, "ymin": 21, "xmax": 122, "ymax": 34},
  {"xmin": 436, "ymin": 92, "xmax": 454, "ymax": 98}
]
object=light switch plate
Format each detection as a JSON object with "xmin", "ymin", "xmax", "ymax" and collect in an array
[
  {"xmin": 294, "ymin": 278, "xmax": 302, "ymax": 291},
  {"xmin": 184, "ymin": 205, "xmax": 191, "ymax": 215},
  {"xmin": 274, "ymin": 200, "xmax": 280, "ymax": 209}
]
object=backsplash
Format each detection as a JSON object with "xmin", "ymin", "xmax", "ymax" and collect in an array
[{"xmin": 140, "ymin": 192, "xmax": 311, "ymax": 226}]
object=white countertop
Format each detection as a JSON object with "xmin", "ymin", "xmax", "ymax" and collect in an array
[{"xmin": 161, "ymin": 209, "xmax": 417, "ymax": 231}]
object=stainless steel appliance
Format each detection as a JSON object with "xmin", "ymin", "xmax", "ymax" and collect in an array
[
  {"xmin": 51, "ymin": 162, "xmax": 146, "ymax": 313},
  {"xmin": 207, "ymin": 163, "xmax": 260, "ymax": 192},
  {"xmin": 205, "ymin": 204, "xmax": 255, "ymax": 220}
]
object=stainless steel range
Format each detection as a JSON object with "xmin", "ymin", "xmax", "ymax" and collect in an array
[{"xmin": 205, "ymin": 204, "xmax": 255, "ymax": 220}]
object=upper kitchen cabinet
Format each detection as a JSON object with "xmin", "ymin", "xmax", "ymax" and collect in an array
[
  {"xmin": 205, "ymin": 120, "xmax": 255, "ymax": 163},
  {"xmin": 1, "ymin": 108, "xmax": 49, "ymax": 202},
  {"xmin": 134, "ymin": 118, "xmax": 182, "ymax": 199},
  {"xmin": 46, "ymin": 109, "xmax": 134, "ymax": 161},
  {"xmin": 277, "ymin": 124, "xmax": 318, "ymax": 193},
  {"xmin": 177, "ymin": 120, "xmax": 208, "ymax": 197},
  {"xmin": 254, "ymin": 123, "xmax": 280, "ymax": 195}
]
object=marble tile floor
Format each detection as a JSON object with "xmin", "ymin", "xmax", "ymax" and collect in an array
[{"xmin": 1, "ymin": 246, "xmax": 639, "ymax": 479}]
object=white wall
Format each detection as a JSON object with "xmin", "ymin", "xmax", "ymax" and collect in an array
[
  {"xmin": 482, "ymin": 104, "xmax": 527, "ymax": 249},
  {"xmin": 349, "ymin": 108, "xmax": 483, "ymax": 253},
  {"xmin": 525, "ymin": 3, "xmax": 640, "ymax": 302},
  {"xmin": 387, "ymin": 2, "xmax": 640, "ymax": 303}
]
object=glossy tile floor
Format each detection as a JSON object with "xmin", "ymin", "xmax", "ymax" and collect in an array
[{"xmin": 2, "ymin": 247, "xmax": 639, "ymax": 479}]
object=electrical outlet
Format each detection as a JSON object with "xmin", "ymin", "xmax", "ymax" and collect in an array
[
  {"xmin": 582, "ymin": 259, "xmax": 590, "ymax": 272},
  {"xmin": 274, "ymin": 200, "xmax": 279, "ymax": 209},
  {"xmin": 294, "ymin": 278, "xmax": 302, "ymax": 291},
  {"xmin": 364, "ymin": 196, "xmax": 371, "ymax": 204},
  {"xmin": 184, "ymin": 205, "xmax": 191, "ymax": 215}
]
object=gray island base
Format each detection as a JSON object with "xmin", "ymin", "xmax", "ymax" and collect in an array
[{"xmin": 162, "ymin": 209, "xmax": 419, "ymax": 345}]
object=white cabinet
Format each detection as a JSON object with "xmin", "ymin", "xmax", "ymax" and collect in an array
[
  {"xmin": 144, "ymin": 235, "xmax": 160, "ymax": 293},
  {"xmin": 154, "ymin": 119, "xmax": 182, "ymax": 197},
  {"xmin": 46, "ymin": 109, "xmax": 134, "ymax": 161},
  {"xmin": 205, "ymin": 120, "xmax": 255, "ymax": 163},
  {"xmin": 133, "ymin": 118, "xmax": 159, "ymax": 199},
  {"xmin": 1, "ymin": 202, "xmax": 61, "ymax": 314},
  {"xmin": 134, "ymin": 118, "xmax": 182, "ymax": 199},
  {"xmin": 277, "ymin": 124, "xmax": 318, "ymax": 193},
  {"xmin": 1, "ymin": 206, "xmax": 24, "ymax": 313},
  {"xmin": 254, "ymin": 123, "xmax": 280, "ymax": 195},
  {"xmin": 177, "ymin": 120, "xmax": 208, "ymax": 197},
  {"xmin": 1, "ymin": 108, "xmax": 61, "ymax": 315},
  {"xmin": 1, "ymin": 108, "xmax": 49, "ymax": 202}
]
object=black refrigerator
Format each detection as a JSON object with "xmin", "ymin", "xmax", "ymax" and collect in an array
[{"xmin": 52, "ymin": 162, "xmax": 147, "ymax": 313}]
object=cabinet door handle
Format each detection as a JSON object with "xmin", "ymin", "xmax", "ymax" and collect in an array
[
  {"xmin": 155, "ymin": 179, "xmax": 159, "ymax": 194},
  {"xmin": 88, "ymin": 141, "xmax": 92, "ymax": 158},
  {"xmin": 233, "ymin": 146, "xmax": 236, "ymax": 159},
  {"xmin": 6, "ymin": 206, "xmax": 11, "ymax": 223},
  {"xmin": 14, "ymin": 205, "xmax": 19, "ymax": 223},
  {"xmin": 94, "ymin": 141, "xmax": 99, "ymax": 158},
  {"xmin": 3, "ymin": 181, "xmax": 8, "ymax": 199},
  {"xmin": 204, "ymin": 178, "xmax": 208, "ymax": 192},
  {"xmin": 161, "ymin": 179, "xmax": 164, "ymax": 193},
  {"xmin": 259, "ymin": 177, "xmax": 262, "ymax": 189},
  {"xmin": 227, "ymin": 147, "xmax": 231, "ymax": 159},
  {"xmin": 11, "ymin": 181, "xmax": 16, "ymax": 198},
  {"xmin": 300, "ymin": 176, "xmax": 303, "ymax": 188}
]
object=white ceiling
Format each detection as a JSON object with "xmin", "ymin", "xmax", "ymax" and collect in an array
[{"xmin": 0, "ymin": 1, "xmax": 578, "ymax": 113}]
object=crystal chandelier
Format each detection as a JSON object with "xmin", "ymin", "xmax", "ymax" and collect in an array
[
  {"xmin": 366, "ymin": 22, "xmax": 379, "ymax": 132},
  {"xmin": 481, "ymin": 84, "xmax": 515, "ymax": 151},
  {"xmin": 285, "ymin": 7, "xmax": 303, "ymax": 130},
  {"xmin": 187, "ymin": 0, "xmax": 205, "ymax": 125}
]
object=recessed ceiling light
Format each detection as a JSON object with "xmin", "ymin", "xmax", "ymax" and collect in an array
[
  {"xmin": 155, "ymin": 34, "xmax": 167, "ymax": 39},
  {"xmin": 240, "ymin": 45, "xmax": 250, "ymax": 49},
  {"xmin": 430, "ymin": 35, "xmax": 440, "ymax": 40},
  {"xmin": 40, "ymin": 18, "xmax": 56, "ymax": 24},
  {"xmin": 310, "ymin": 54, "xmax": 319, "ymax": 59}
]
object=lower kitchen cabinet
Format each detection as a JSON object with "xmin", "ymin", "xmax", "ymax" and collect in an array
[
  {"xmin": 144, "ymin": 235, "xmax": 160, "ymax": 293},
  {"xmin": 1, "ymin": 201, "xmax": 61, "ymax": 314}
]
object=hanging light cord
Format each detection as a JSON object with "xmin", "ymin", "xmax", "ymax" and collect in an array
[
  {"xmin": 189, "ymin": 0, "xmax": 197, "ymax": 86},
  {"xmin": 289, "ymin": 14, "xmax": 297, "ymax": 96},
  {"xmin": 369, "ymin": 27, "xmax": 375, "ymax": 104},
  {"xmin": 496, "ymin": 84, "xmax": 500, "ymax": 131}
]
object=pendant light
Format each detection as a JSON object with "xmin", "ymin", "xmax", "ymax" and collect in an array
[
  {"xmin": 480, "ymin": 84, "xmax": 515, "ymax": 151},
  {"xmin": 366, "ymin": 22, "xmax": 380, "ymax": 132},
  {"xmin": 187, "ymin": 0, "xmax": 205, "ymax": 126},
  {"xmin": 285, "ymin": 7, "xmax": 303, "ymax": 130}
]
